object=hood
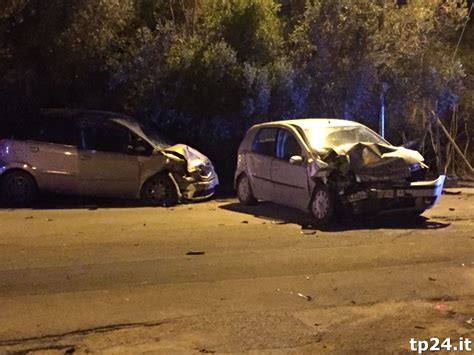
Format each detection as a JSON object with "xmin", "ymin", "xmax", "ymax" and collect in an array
[
  {"xmin": 323, "ymin": 142, "xmax": 424, "ymax": 181},
  {"xmin": 163, "ymin": 144, "xmax": 212, "ymax": 170}
]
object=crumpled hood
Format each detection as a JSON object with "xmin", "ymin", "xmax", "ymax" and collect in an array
[
  {"xmin": 163, "ymin": 144, "xmax": 212, "ymax": 170},
  {"xmin": 324, "ymin": 142, "xmax": 424, "ymax": 181}
]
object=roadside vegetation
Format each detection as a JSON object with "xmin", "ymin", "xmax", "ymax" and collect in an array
[{"xmin": 1, "ymin": 0, "xmax": 472, "ymax": 184}]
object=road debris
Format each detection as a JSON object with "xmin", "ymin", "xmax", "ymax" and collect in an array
[
  {"xmin": 414, "ymin": 325, "xmax": 426, "ymax": 330},
  {"xmin": 241, "ymin": 220, "xmax": 249, "ymax": 224},
  {"xmin": 301, "ymin": 230, "xmax": 317, "ymax": 235},
  {"xmin": 45, "ymin": 218, "xmax": 53, "ymax": 222},
  {"xmin": 297, "ymin": 293, "xmax": 312, "ymax": 301},
  {"xmin": 466, "ymin": 317, "xmax": 474, "ymax": 326},
  {"xmin": 186, "ymin": 251, "xmax": 205, "ymax": 255},
  {"xmin": 272, "ymin": 220, "xmax": 289, "ymax": 225},
  {"xmin": 24, "ymin": 216, "xmax": 33, "ymax": 219},
  {"xmin": 449, "ymin": 208, "xmax": 456, "ymax": 211},
  {"xmin": 428, "ymin": 277, "xmax": 436, "ymax": 281},
  {"xmin": 434, "ymin": 304, "xmax": 454, "ymax": 313}
]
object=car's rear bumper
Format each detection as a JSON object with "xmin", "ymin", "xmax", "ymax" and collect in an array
[{"xmin": 346, "ymin": 175, "xmax": 445, "ymax": 214}]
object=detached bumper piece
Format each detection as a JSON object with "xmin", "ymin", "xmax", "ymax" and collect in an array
[{"xmin": 346, "ymin": 175, "xmax": 445, "ymax": 214}]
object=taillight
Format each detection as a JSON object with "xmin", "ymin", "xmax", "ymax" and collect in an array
[{"xmin": 0, "ymin": 139, "xmax": 8, "ymax": 157}]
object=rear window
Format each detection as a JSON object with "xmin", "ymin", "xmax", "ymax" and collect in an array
[{"xmin": 252, "ymin": 128, "xmax": 278, "ymax": 156}]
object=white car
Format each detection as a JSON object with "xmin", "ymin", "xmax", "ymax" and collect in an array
[
  {"xmin": 0, "ymin": 109, "xmax": 218, "ymax": 206},
  {"xmin": 235, "ymin": 119, "xmax": 445, "ymax": 225}
]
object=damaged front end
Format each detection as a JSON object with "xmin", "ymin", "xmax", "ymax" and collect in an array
[
  {"xmin": 160, "ymin": 144, "xmax": 219, "ymax": 202},
  {"xmin": 311, "ymin": 142, "xmax": 445, "ymax": 215}
]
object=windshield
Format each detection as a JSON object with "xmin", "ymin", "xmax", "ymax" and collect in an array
[
  {"xmin": 139, "ymin": 123, "xmax": 173, "ymax": 149},
  {"xmin": 303, "ymin": 125, "xmax": 388, "ymax": 151}
]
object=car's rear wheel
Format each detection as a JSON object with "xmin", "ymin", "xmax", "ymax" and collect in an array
[
  {"xmin": 310, "ymin": 185, "xmax": 335, "ymax": 226},
  {"xmin": 0, "ymin": 170, "xmax": 38, "ymax": 207},
  {"xmin": 237, "ymin": 174, "xmax": 257, "ymax": 205},
  {"xmin": 141, "ymin": 173, "xmax": 178, "ymax": 207}
]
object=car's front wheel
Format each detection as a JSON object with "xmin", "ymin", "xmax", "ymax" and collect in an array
[
  {"xmin": 237, "ymin": 174, "xmax": 257, "ymax": 205},
  {"xmin": 141, "ymin": 173, "xmax": 179, "ymax": 207},
  {"xmin": 0, "ymin": 170, "xmax": 38, "ymax": 207},
  {"xmin": 310, "ymin": 185, "xmax": 335, "ymax": 226}
]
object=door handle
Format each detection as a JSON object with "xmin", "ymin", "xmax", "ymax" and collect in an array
[
  {"xmin": 80, "ymin": 155, "xmax": 92, "ymax": 161},
  {"xmin": 29, "ymin": 146, "xmax": 39, "ymax": 153}
]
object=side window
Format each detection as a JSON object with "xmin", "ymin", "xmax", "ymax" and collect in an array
[
  {"xmin": 80, "ymin": 123, "xmax": 131, "ymax": 154},
  {"xmin": 252, "ymin": 128, "xmax": 278, "ymax": 156},
  {"xmin": 277, "ymin": 130, "xmax": 302, "ymax": 160},
  {"xmin": 26, "ymin": 120, "xmax": 77, "ymax": 146}
]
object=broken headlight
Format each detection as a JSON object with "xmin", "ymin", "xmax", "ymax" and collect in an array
[{"xmin": 196, "ymin": 163, "xmax": 212, "ymax": 177}]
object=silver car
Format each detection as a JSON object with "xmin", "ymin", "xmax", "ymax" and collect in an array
[
  {"xmin": 235, "ymin": 119, "xmax": 445, "ymax": 225},
  {"xmin": 0, "ymin": 109, "xmax": 218, "ymax": 206}
]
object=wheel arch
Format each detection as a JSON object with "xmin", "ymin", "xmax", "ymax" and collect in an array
[{"xmin": 0, "ymin": 167, "xmax": 38, "ymax": 188}]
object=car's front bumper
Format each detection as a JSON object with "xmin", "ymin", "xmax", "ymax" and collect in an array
[
  {"xmin": 171, "ymin": 172, "xmax": 219, "ymax": 202},
  {"xmin": 345, "ymin": 175, "xmax": 445, "ymax": 214}
]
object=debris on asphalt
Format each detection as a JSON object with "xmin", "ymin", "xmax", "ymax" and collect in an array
[
  {"xmin": 242, "ymin": 220, "xmax": 249, "ymax": 224},
  {"xmin": 428, "ymin": 277, "xmax": 436, "ymax": 281},
  {"xmin": 434, "ymin": 304, "xmax": 453, "ymax": 312},
  {"xmin": 297, "ymin": 293, "xmax": 312, "ymax": 301},
  {"xmin": 186, "ymin": 251, "xmax": 205, "ymax": 255},
  {"xmin": 65, "ymin": 347, "xmax": 75, "ymax": 354},
  {"xmin": 272, "ymin": 220, "xmax": 289, "ymax": 225},
  {"xmin": 443, "ymin": 190, "xmax": 462, "ymax": 195},
  {"xmin": 449, "ymin": 208, "xmax": 456, "ymax": 211},
  {"xmin": 351, "ymin": 300, "xmax": 356, "ymax": 305},
  {"xmin": 45, "ymin": 218, "xmax": 53, "ymax": 222},
  {"xmin": 466, "ymin": 317, "xmax": 474, "ymax": 326},
  {"xmin": 301, "ymin": 230, "xmax": 317, "ymax": 235},
  {"xmin": 143, "ymin": 223, "xmax": 146, "ymax": 226},
  {"xmin": 24, "ymin": 216, "xmax": 33, "ymax": 219},
  {"xmin": 198, "ymin": 348, "xmax": 216, "ymax": 354},
  {"xmin": 306, "ymin": 276, "xmax": 310, "ymax": 280},
  {"xmin": 414, "ymin": 325, "xmax": 426, "ymax": 330}
]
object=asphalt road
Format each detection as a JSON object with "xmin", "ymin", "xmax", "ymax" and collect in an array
[{"xmin": 0, "ymin": 190, "xmax": 473, "ymax": 354}]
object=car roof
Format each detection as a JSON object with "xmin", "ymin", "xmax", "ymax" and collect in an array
[
  {"xmin": 40, "ymin": 108, "xmax": 134, "ymax": 121},
  {"xmin": 256, "ymin": 118, "xmax": 362, "ymax": 130}
]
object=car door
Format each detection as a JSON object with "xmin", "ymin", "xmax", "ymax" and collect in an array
[
  {"xmin": 24, "ymin": 118, "xmax": 80, "ymax": 194},
  {"xmin": 77, "ymin": 122, "xmax": 140, "ymax": 198},
  {"xmin": 270, "ymin": 129, "xmax": 311, "ymax": 210},
  {"xmin": 245, "ymin": 127, "xmax": 278, "ymax": 201}
]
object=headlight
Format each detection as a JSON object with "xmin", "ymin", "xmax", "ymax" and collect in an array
[{"xmin": 196, "ymin": 163, "xmax": 212, "ymax": 177}]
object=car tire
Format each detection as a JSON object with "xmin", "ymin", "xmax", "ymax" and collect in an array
[
  {"xmin": 0, "ymin": 170, "xmax": 38, "ymax": 207},
  {"xmin": 310, "ymin": 184, "xmax": 335, "ymax": 226},
  {"xmin": 237, "ymin": 174, "xmax": 257, "ymax": 205},
  {"xmin": 141, "ymin": 173, "xmax": 179, "ymax": 207}
]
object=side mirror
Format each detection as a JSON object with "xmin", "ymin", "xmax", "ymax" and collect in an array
[
  {"xmin": 289, "ymin": 155, "xmax": 304, "ymax": 165},
  {"xmin": 134, "ymin": 145, "xmax": 147, "ymax": 154}
]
